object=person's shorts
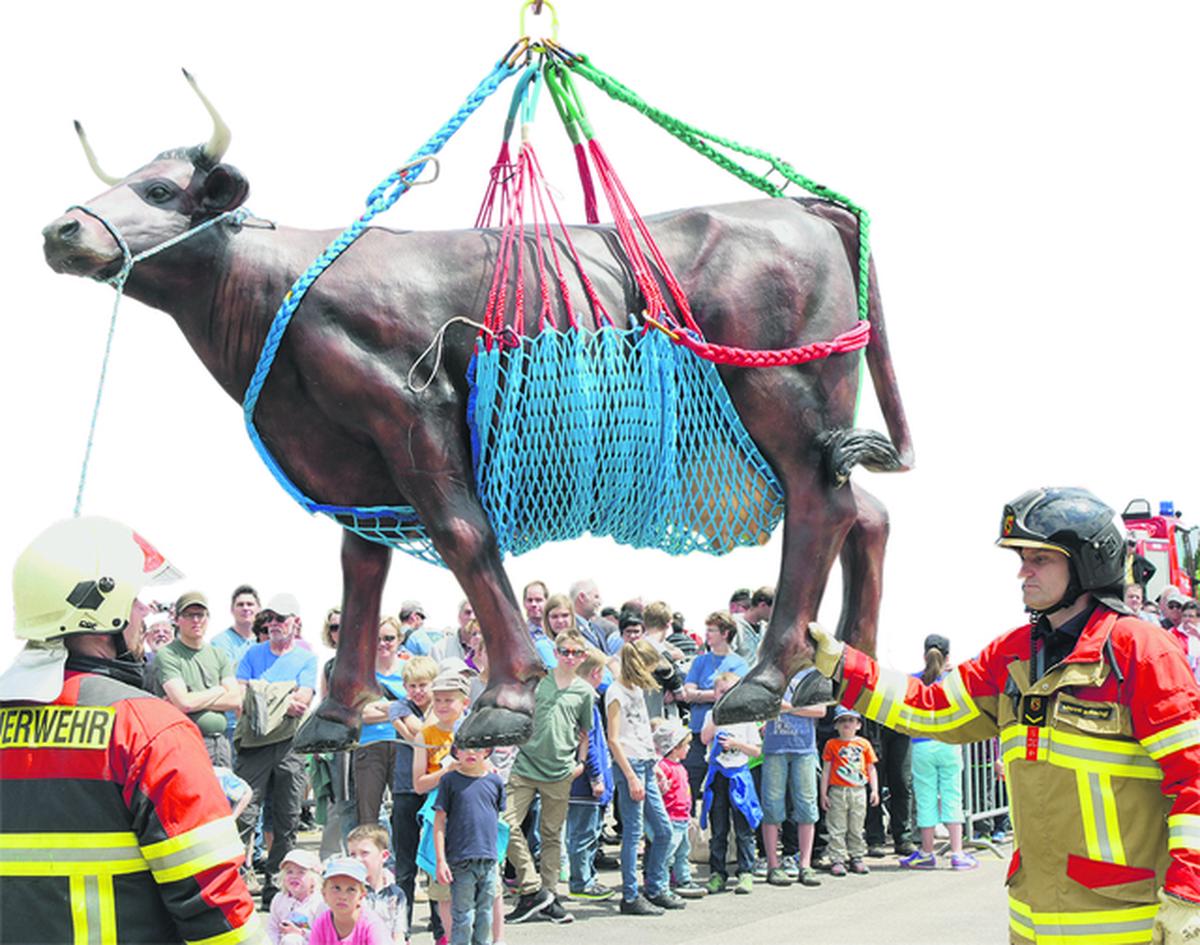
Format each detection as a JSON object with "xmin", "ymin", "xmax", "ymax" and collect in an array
[{"xmin": 761, "ymin": 751, "xmax": 818, "ymax": 824}]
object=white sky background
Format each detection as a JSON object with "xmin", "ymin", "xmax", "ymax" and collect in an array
[{"xmin": 2, "ymin": 2, "xmax": 1197, "ymax": 675}]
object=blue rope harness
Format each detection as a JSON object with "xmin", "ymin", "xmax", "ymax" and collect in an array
[{"xmin": 238, "ymin": 58, "xmax": 516, "ymax": 564}]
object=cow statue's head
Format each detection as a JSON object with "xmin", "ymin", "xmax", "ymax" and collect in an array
[{"xmin": 43, "ymin": 70, "xmax": 249, "ymax": 282}]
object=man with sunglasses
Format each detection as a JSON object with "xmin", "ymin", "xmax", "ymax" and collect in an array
[{"xmin": 233, "ymin": 592, "xmax": 316, "ymax": 907}]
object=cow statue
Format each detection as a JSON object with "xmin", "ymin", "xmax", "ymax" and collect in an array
[{"xmin": 42, "ymin": 75, "xmax": 913, "ymax": 750}]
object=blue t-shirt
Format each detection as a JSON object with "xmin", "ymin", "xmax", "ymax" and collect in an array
[
  {"xmin": 403, "ymin": 628, "xmax": 441, "ymax": 657},
  {"xmin": 236, "ymin": 642, "xmax": 317, "ymax": 689},
  {"xmin": 360, "ymin": 670, "xmax": 407, "ymax": 746},
  {"xmin": 762, "ymin": 669, "xmax": 818, "ymax": 755},
  {"xmin": 684, "ymin": 651, "xmax": 750, "ymax": 732},
  {"xmin": 434, "ymin": 769, "xmax": 506, "ymax": 864},
  {"xmin": 531, "ymin": 628, "xmax": 558, "ymax": 670},
  {"xmin": 388, "ymin": 698, "xmax": 427, "ymax": 794}
]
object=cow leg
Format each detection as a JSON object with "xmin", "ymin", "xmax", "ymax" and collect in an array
[
  {"xmin": 294, "ymin": 531, "xmax": 391, "ymax": 752},
  {"xmin": 713, "ymin": 473, "xmax": 857, "ymax": 724},
  {"xmin": 834, "ymin": 484, "xmax": 889, "ymax": 657}
]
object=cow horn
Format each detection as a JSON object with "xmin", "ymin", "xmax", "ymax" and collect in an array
[
  {"xmin": 182, "ymin": 69, "xmax": 231, "ymax": 162},
  {"xmin": 73, "ymin": 120, "xmax": 122, "ymax": 186}
]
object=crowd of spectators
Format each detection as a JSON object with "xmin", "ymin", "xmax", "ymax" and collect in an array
[{"xmin": 141, "ymin": 573, "xmax": 1200, "ymax": 944}]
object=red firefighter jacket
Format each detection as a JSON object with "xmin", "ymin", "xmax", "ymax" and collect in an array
[
  {"xmin": 0, "ymin": 670, "xmax": 264, "ymax": 944},
  {"xmin": 839, "ymin": 605, "xmax": 1200, "ymax": 945}
]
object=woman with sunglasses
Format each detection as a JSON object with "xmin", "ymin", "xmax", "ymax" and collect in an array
[{"xmin": 352, "ymin": 617, "xmax": 408, "ymax": 829}]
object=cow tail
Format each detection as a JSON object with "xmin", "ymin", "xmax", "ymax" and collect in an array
[{"xmin": 860, "ymin": 248, "xmax": 914, "ymax": 471}]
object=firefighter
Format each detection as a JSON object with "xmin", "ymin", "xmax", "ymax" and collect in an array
[
  {"xmin": 0, "ymin": 516, "xmax": 264, "ymax": 944},
  {"xmin": 805, "ymin": 487, "xmax": 1200, "ymax": 945}
]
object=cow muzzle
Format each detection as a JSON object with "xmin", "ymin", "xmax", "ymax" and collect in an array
[{"xmin": 42, "ymin": 210, "xmax": 123, "ymax": 280}]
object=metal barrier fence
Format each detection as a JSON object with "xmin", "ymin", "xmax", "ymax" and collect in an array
[{"xmin": 961, "ymin": 737, "xmax": 1010, "ymax": 857}]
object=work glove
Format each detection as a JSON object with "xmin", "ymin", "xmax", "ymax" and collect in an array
[
  {"xmin": 807, "ymin": 622, "xmax": 845, "ymax": 680},
  {"xmin": 1152, "ymin": 888, "xmax": 1200, "ymax": 944}
]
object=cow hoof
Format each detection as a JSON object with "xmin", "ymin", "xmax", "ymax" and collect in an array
[
  {"xmin": 456, "ymin": 706, "xmax": 534, "ymax": 748},
  {"xmin": 455, "ymin": 678, "xmax": 538, "ymax": 748},
  {"xmin": 293, "ymin": 702, "xmax": 362, "ymax": 753},
  {"xmin": 713, "ymin": 676, "xmax": 783, "ymax": 724}
]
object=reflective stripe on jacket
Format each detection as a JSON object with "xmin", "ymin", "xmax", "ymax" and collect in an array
[
  {"xmin": 839, "ymin": 605, "xmax": 1200, "ymax": 945},
  {"xmin": 0, "ymin": 671, "xmax": 264, "ymax": 945}
]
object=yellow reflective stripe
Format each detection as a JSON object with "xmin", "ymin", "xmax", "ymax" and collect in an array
[
  {"xmin": 1001, "ymin": 726, "xmax": 1048, "ymax": 764},
  {"xmin": 142, "ymin": 817, "xmax": 243, "ymax": 883},
  {"xmin": 0, "ymin": 831, "xmax": 139, "ymax": 849},
  {"xmin": 97, "ymin": 873, "xmax": 117, "ymax": 945},
  {"xmin": 864, "ymin": 667, "xmax": 980, "ymax": 733},
  {"xmin": 1008, "ymin": 897, "xmax": 1157, "ymax": 943},
  {"xmin": 1077, "ymin": 769, "xmax": 1102, "ymax": 861},
  {"xmin": 1141, "ymin": 719, "xmax": 1200, "ymax": 760},
  {"xmin": 69, "ymin": 875, "xmax": 90, "ymax": 945},
  {"xmin": 1051, "ymin": 729, "xmax": 1162, "ymax": 780},
  {"xmin": 1168, "ymin": 814, "xmax": 1200, "ymax": 852},
  {"xmin": 1099, "ymin": 773, "xmax": 1126, "ymax": 865},
  {"xmin": 187, "ymin": 912, "xmax": 266, "ymax": 945}
]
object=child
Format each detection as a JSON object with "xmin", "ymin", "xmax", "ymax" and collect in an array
[
  {"xmin": 387, "ymin": 655, "xmax": 438, "ymax": 940},
  {"xmin": 606, "ymin": 638, "xmax": 681, "ymax": 915},
  {"xmin": 412, "ymin": 668, "xmax": 472, "ymax": 945},
  {"xmin": 269, "ymin": 849, "xmax": 325, "ymax": 945},
  {"xmin": 434, "ymin": 739, "xmax": 506, "ymax": 945},
  {"xmin": 566, "ymin": 647, "xmax": 615, "ymax": 901},
  {"xmin": 652, "ymin": 718, "xmax": 705, "ymax": 898},
  {"xmin": 760, "ymin": 668, "xmax": 825, "ymax": 888},
  {"xmin": 347, "ymin": 824, "xmax": 408, "ymax": 943},
  {"xmin": 309, "ymin": 857, "xmax": 389, "ymax": 945},
  {"xmin": 700, "ymin": 672, "xmax": 762, "ymax": 895},
  {"xmin": 820, "ymin": 706, "xmax": 879, "ymax": 877}
]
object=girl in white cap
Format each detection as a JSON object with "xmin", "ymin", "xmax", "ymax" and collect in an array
[{"xmin": 269, "ymin": 848, "xmax": 325, "ymax": 944}]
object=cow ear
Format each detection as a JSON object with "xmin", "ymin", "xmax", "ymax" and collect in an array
[{"xmin": 200, "ymin": 163, "xmax": 249, "ymax": 214}]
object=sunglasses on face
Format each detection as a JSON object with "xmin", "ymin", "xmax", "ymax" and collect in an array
[
  {"xmin": 556, "ymin": 647, "xmax": 586, "ymax": 659},
  {"xmin": 379, "ymin": 635, "xmax": 398, "ymax": 643},
  {"xmin": 262, "ymin": 614, "xmax": 286, "ymax": 625},
  {"xmin": 329, "ymin": 624, "xmax": 340, "ymax": 632},
  {"xmin": 1168, "ymin": 602, "xmax": 1184, "ymax": 610}
]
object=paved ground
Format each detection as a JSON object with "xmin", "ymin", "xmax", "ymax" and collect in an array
[{"xmin": 292, "ymin": 830, "xmax": 1010, "ymax": 945}]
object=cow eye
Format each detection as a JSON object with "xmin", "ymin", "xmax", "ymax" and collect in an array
[{"xmin": 146, "ymin": 183, "xmax": 173, "ymax": 203}]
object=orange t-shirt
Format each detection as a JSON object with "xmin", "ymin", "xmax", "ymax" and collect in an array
[
  {"xmin": 821, "ymin": 735, "xmax": 877, "ymax": 788},
  {"xmin": 421, "ymin": 722, "xmax": 455, "ymax": 774}
]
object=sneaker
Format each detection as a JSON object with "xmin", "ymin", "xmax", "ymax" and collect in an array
[
  {"xmin": 568, "ymin": 883, "xmax": 616, "ymax": 901},
  {"xmin": 619, "ymin": 895, "xmax": 663, "ymax": 916},
  {"xmin": 951, "ymin": 852, "xmax": 980, "ymax": 871},
  {"xmin": 991, "ymin": 831, "xmax": 1009, "ymax": 844},
  {"xmin": 240, "ymin": 867, "xmax": 262, "ymax": 895},
  {"xmin": 594, "ymin": 850, "xmax": 620, "ymax": 870},
  {"xmin": 767, "ymin": 867, "xmax": 793, "ymax": 887},
  {"xmin": 735, "ymin": 873, "xmax": 754, "ymax": 895},
  {"xmin": 541, "ymin": 896, "xmax": 575, "ymax": 924},
  {"xmin": 782, "ymin": 855, "xmax": 800, "ymax": 879},
  {"xmin": 505, "ymin": 887, "xmax": 554, "ymax": 923},
  {"xmin": 811, "ymin": 852, "xmax": 832, "ymax": 871},
  {"xmin": 673, "ymin": 881, "xmax": 708, "ymax": 899},
  {"xmin": 829, "ymin": 861, "xmax": 847, "ymax": 877},
  {"xmin": 899, "ymin": 850, "xmax": 937, "ymax": 870},
  {"xmin": 848, "ymin": 857, "xmax": 870, "ymax": 875},
  {"xmin": 705, "ymin": 873, "xmax": 726, "ymax": 895},
  {"xmin": 646, "ymin": 890, "xmax": 686, "ymax": 910},
  {"xmin": 894, "ymin": 840, "xmax": 917, "ymax": 856},
  {"xmin": 866, "ymin": 844, "xmax": 889, "ymax": 858},
  {"xmin": 753, "ymin": 857, "xmax": 768, "ymax": 879},
  {"xmin": 798, "ymin": 867, "xmax": 822, "ymax": 887}
]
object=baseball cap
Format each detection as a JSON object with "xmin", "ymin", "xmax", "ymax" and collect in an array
[
  {"xmin": 174, "ymin": 591, "xmax": 209, "ymax": 613},
  {"xmin": 144, "ymin": 610, "xmax": 172, "ymax": 629},
  {"xmin": 834, "ymin": 706, "xmax": 861, "ymax": 720},
  {"xmin": 264, "ymin": 592, "xmax": 300, "ymax": 618},
  {"xmin": 923, "ymin": 634, "xmax": 951, "ymax": 657},
  {"xmin": 430, "ymin": 668, "xmax": 472, "ymax": 695},
  {"xmin": 322, "ymin": 856, "xmax": 367, "ymax": 884},
  {"xmin": 399, "ymin": 600, "xmax": 426, "ymax": 620},
  {"xmin": 652, "ymin": 718, "xmax": 689, "ymax": 756},
  {"xmin": 437, "ymin": 657, "xmax": 477, "ymax": 677},
  {"xmin": 280, "ymin": 849, "xmax": 321, "ymax": 873},
  {"xmin": 1162, "ymin": 587, "xmax": 1189, "ymax": 608}
]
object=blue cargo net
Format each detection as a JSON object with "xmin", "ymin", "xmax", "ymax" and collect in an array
[{"xmin": 467, "ymin": 323, "xmax": 785, "ymax": 557}]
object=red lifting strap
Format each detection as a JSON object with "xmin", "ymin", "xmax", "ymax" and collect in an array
[{"xmin": 671, "ymin": 320, "xmax": 871, "ymax": 368}]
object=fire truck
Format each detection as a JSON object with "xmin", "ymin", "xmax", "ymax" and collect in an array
[{"xmin": 1122, "ymin": 499, "xmax": 1200, "ymax": 600}]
